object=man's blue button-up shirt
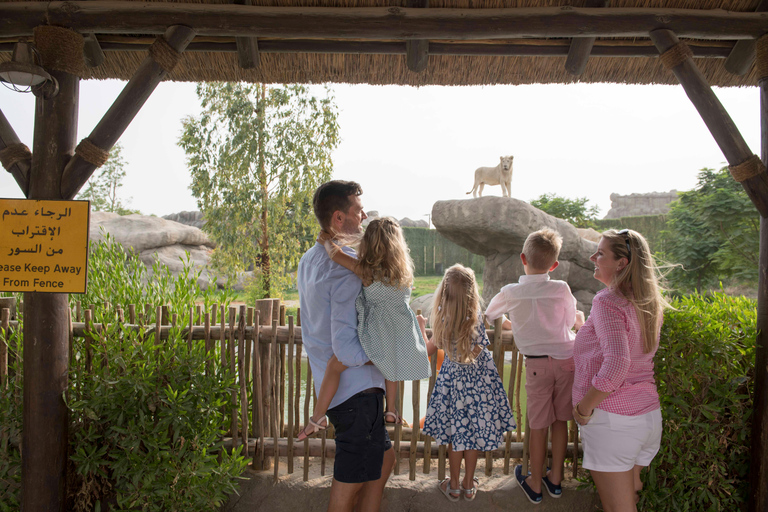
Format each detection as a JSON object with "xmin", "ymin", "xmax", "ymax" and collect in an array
[{"xmin": 297, "ymin": 242, "xmax": 385, "ymax": 409}]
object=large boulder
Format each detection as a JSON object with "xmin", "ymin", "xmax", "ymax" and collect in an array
[
  {"xmin": 431, "ymin": 197, "xmax": 602, "ymax": 314},
  {"xmin": 89, "ymin": 212, "xmax": 238, "ymax": 290}
]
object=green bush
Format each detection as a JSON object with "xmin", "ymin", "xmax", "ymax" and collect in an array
[
  {"xmin": 1, "ymin": 235, "xmax": 248, "ymax": 511},
  {"xmin": 641, "ymin": 292, "xmax": 755, "ymax": 511}
]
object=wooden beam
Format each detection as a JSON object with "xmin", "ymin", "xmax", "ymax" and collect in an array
[
  {"xmin": 60, "ymin": 25, "xmax": 196, "ymax": 199},
  {"xmin": 565, "ymin": 0, "xmax": 609, "ymax": 76},
  {"xmin": 233, "ymin": 0, "xmax": 260, "ymax": 69},
  {"xmin": 83, "ymin": 33, "xmax": 105, "ymax": 67},
  {"xmin": 0, "ymin": 108, "xmax": 30, "ymax": 196},
  {"xmin": 405, "ymin": 0, "xmax": 428, "ymax": 73},
  {"xmin": 651, "ymin": 29, "xmax": 768, "ymax": 218},
  {"xmin": 1, "ymin": 4, "xmax": 768, "ymax": 40},
  {"xmin": 1, "ymin": 39, "xmax": 732, "ymax": 58},
  {"xmin": 725, "ymin": 0, "xmax": 768, "ymax": 76},
  {"xmin": 23, "ymin": 66, "xmax": 79, "ymax": 511},
  {"xmin": 752, "ymin": 82, "xmax": 768, "ymax": 512}
]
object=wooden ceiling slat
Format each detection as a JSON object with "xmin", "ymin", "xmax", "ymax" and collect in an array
[{"xmin": 1, "ymin": 4, "xmax": 767, "ymax": 40}]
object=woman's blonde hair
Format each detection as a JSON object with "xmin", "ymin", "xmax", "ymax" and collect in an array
[
  {"xmin": 356, "ymin": 217, "xmax": 414, "ymax": 289},
  {"xmin": 601, "ymin": 229, "xmax": 668, "ymax": 353},
  {"xmin": 429, "ymin": 264, "xmax": 482, "ymax": 364}
]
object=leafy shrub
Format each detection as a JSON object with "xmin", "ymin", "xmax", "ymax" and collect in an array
[
  {"xmin": 1, "ymin": 235, "xmax": 248, "ymax": 511},
  {"xmin": 641, "ymin": 292, "xmax": 755, "ymax": 511},
  {"xmin": 0, "ymin": 323, "xmax": 22, "ymax": 512}
]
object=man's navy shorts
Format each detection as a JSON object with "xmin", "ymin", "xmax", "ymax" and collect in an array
[{"xmin": 327, "ymin": 388, "xmax": 392, "ymax": 484}]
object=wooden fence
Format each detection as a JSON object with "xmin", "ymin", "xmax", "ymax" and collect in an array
[{"xmin": 0, "ymin": 297, "xmax": 582, "ymax": 483}]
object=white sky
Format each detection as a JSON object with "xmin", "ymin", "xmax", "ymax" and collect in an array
[{"xmin": 0, "ymin": 80, "xmax": 760, "ymax": 222}]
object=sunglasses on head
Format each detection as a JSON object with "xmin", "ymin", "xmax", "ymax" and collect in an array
[{"xmin": 618, "ymin": 229, "xmax": 631, "ymax": 261}]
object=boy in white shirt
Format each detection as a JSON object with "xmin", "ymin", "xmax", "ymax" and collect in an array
[{"xmin": 485, "ymin": 228, "xmax": 584, "ymax": 504}]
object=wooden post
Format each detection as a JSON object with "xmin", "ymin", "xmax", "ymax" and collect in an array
[
  {"xmin": 21, "ymin": 47, "xmax": 79, "ymax": 508},
  {"xmin": 393, "ymin": 381, "xmax": 402, "ymax": 475},
  {"xmin": 0, "ymin": 308, "xmax": 8, "ymax": 389},
  {"xmin": 238, "ymin": 306, "xmax": 248, "ymax": 455},
  {"xmin": 286, "ymin": 316, "xmax": 295, "ymax": 474},
  {"xmin": 256, "ymin": 298, "xmax": 274, "ymax": 438},
  {"xmin": 409, "ymin": 380, "xmax": 420, "ymax": 480},
  {"xmin": 650, "ymin": 29, "xmax": 768, "ymax": 218},
  {"xmin": 229, "ymin": 307, "xmax": 237, "ymax": 448},
  {"xmin": 750, "ymin": 69, "xmax": 768, "ymax": 512}
]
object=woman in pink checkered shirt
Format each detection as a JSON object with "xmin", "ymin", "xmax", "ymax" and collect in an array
[{"xmin": 572, "ymin": 229, "xmax": 668, "ymax": 512}]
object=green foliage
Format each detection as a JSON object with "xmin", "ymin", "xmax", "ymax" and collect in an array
[
  {"xmin": 179, "ymin": 83, "xmax": 340, "ymax": 298},
  {"xmin": 0, "ymin": 324, "xmax": 22, "ymax": 511},
  {"xmin": 0, "ymin": 236, "xmax": 247, "ymax": 511},
  {"xmin": 77, "ymin": 144, "xmax": 139, "ymax": 215},
  {"xmin": 529, "ymin": 193, "xmax": 600, "ymax": 228},
  {"xmin": 661, "ymin": 167, "xmax": 759, "ymax": 292},
  {"xmin": 402, "ymin": 227, "xmax": 484, "ymax": 277},
  {"xmin": 593, "ymin": 214, "xmax": 669, "ymax": 254},
  {"xmin": 641, "ymin": 292, "xmax": 755, "ymax": 511}
]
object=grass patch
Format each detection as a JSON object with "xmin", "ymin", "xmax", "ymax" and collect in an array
[{"xmin": 412, "ymin": 275, "xmax": 484, "ymax": 299}]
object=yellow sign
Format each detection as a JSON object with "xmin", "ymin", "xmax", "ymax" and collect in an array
[{"xmin": 0, "ymin": 199, "xmax": 90, "ymax": 293}]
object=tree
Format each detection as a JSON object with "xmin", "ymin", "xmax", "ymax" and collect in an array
[
  {"xmin": 179, "ymin": 83, "xmax": 340, "ymax": 298},
  {"xmin": 529, "ymin": 193, "xmax": 600, "ymax": 227},
  {"xmin": 662, "ymin": 166, "xmax": 759, "ymax": 292},
  {"xmin": 77, "ymin": 143, "xmax": 138, "ymax": 214}
]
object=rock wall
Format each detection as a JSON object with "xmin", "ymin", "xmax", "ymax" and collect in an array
[
  {"xmin": 163, "ymin": 210, "xmax": 206, "ymax": 229},
  {"xmin": 90, "ymin": 212, "xmax": 244, "ymax": 290},
  {"xmin": 431, "ymin": 197, "xmax": 602, "ymax": 315},
  {"xmin": 603, "ymin": 191, "xmax": 678, "ymax": 219}
]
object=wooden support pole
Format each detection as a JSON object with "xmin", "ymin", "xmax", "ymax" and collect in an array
[
  {"xmin": 750, "ymin": 77, "xmax": 768, "ymax": 512},
  {"xmin": 651, "ymin": 29, "xmax": 768, "ymax": 218},
  {"xmin": 0, "ymin": 108, "xmax": 31, "ymax": 196},
  {"xmin": 255, "ymin": 298, "xmax": 274, "ymax": 440},
  {"xmin": 405, "ymin": 0, "xmax": 428, "ymax": 73},
  {"xmin": 3, "ymin": 4, "xmax": 768, "ymax": 41},
  {"xmin": 564, "ymin": 0, "xmax": 609, "ymax": 76},
  {"xmin": 22, "ymin": 56, "xmax": 79, "ymax": 510},
  {"xmin": 725, "ymin": 0, "xmax": 768, "ymax": 76},
  {"xmin": 83, "ymin": 33, "xmax": 105, "ymax": 67},
  {"xmin": 232, "ymin": 0, "xmax": 260, "ymax": 68},
  {"xmin": 60, "ymin": 25, "xmax": 196, "ymax": 199}
]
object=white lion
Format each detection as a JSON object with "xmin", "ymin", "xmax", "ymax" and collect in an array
[{"xmin": 466, "ymin": 155, "xmax": 514, "ymax": 198}]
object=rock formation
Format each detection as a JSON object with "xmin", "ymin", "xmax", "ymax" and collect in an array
[
  {"xmin": 431, "ymin": 197, "xmax": 602, "ymax": 314},
  {"xmin": 603, "ymin": 191, "xmax": 678, "ymax": 219},
  {"xmin": 162, "ymin": 210, "xmax": 206, "ymax": 229},
  {"xmin": 89, "ymin": 212, "xmax": 238, "ymax": 289}
]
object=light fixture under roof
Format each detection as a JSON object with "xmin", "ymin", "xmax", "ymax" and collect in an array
[{"xmin": 0, "ymin": 40, "xmax": 56, "ymax": 95}]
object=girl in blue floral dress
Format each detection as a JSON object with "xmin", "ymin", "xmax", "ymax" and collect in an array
[{"xmin": 420, "ymin": 264, "xmax": 516, "ymax": 502}]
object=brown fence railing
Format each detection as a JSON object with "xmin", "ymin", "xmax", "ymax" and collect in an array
[{"xmin": 0, "ymin": 298, "xmax": 582, "ymax": 482}]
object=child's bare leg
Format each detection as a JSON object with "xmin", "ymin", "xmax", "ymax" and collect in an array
[
  {"xmin": 527, "ymin": 426, "xmax": 548, "ymax": 494},
  {"xmin": 298, "ymin": 354, "xmax": 347, "ymax": 440},
  {"xmin": 548, "ymin": 420, "xmax": 568, "ymax": 485},
  {"xmin": 384, "ymin": 380, "xmax": 400, "ymax": 423},
  {"xmin": 447, "ymin": 444, "xmax": 464, "ymax": 492},
  {"xmin": 462, "ymin": 450, "xmax": 480, "ymax": 490}
]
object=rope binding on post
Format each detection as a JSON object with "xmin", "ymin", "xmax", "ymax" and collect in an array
[
  {"xmin": 33, "ymin": 25, "xmax": 85, "ymax": 77},
  {"xmin": 149, "ymin": 36, "xmax": 181, "ymax": 73},
  {"xmin": 75, "ymin": 138, "xmax": 110, "ymax": 168},
  {"xmin": 659, "ymin": 42, "xmax": 693, "ymax": 70},
  {"xmin": 729, "ymin": 154, "xmax": 766, "ymax": 183},
  {"xmin": 0, "ymin": 143, "xmax": 32, "ymax": 171}
]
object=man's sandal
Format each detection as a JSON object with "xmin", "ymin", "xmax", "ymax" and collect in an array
[
  {"xmin": 462, "ymin": 478, "xmax": 479, "ymax": 501},
  {"xmin": 297, "ymin": 415, "xmax": 328, "ymax": 441},
  {"xmin": 438, "ymin": 478, "xmax": 461, "ymax": 502}
]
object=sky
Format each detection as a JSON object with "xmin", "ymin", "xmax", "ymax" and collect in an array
[{"xmin": 0, "ymin": 80, "xmax": 761, "ymax": 223}]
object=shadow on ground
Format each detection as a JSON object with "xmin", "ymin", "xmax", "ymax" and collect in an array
[{"xmin": 222, "ymin": 457, "xmax": 602, "ymax": 512}]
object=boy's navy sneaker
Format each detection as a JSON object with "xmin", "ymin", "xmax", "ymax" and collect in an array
[
  {"xmin": 542, "ymin": 471, "xmax": 562, "ymax": 498},
  {"xmin": 514, "ymin": 464, "xmax": 542, "ymax": 504}
]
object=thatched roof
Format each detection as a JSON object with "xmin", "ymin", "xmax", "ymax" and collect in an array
[{"xmin": 0, "ymin": 0, "xmax": 766, "ymax": 86}]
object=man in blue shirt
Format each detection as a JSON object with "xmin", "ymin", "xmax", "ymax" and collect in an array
[{"xmin": 297, "ymin": 180, "xmax": 394, "ymax": 511}]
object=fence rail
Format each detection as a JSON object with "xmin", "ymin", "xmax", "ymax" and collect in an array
[{"xmin": 0, "ymin": 298, "xmax": 582, "ymax": 482}]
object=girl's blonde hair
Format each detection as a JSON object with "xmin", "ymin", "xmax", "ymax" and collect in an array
[
  {"xmin": 601, "ymin": 229, "xmax": 669, "ymax": 353},
  {"xmin": 356, "ymin": 217, "xmax": 414, "ymax": 289},
  {"xmin": 429, "ymin": 264, "xmax": 482, "ymax": 364}
]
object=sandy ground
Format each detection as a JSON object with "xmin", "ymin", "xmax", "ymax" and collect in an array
[{"xmin": 222, "ymin": 456, "xmax": 602, "ymax": 512}]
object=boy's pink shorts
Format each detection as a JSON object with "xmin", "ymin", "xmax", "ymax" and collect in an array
[{"xmin": 524, "ymin": 356, "xmax": 575, "ymax": 429}]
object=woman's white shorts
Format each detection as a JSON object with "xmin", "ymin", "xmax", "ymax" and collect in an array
[{"xmin": 579, "ymin": 408, "xmax": 662, "ymax": 472}]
